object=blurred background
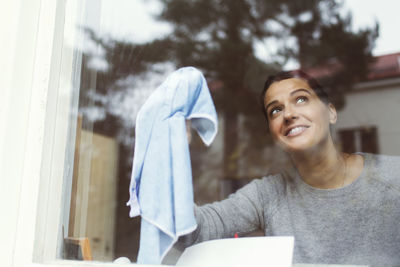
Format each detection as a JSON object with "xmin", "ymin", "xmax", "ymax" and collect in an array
[{"xmin": 62, "ymin": 0, "xmax": 400, "ymax": 263}]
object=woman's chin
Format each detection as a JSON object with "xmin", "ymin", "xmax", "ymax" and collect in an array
[{"xmin": 280, "ymin": 139, "xmax": 316, "ymax": 154}]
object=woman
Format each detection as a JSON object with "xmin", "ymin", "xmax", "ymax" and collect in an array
[
  {"xmin": 261, "ymin": 70, "xmax": 364, "ymax": 189},
  {"xmin": 179, "ymin": 70, "xmax": 400, "ymax": 266}
]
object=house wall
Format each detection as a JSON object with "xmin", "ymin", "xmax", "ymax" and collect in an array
[{"xmin": 334, "ymin": 79, "xmax": 400, "ymax": 156}]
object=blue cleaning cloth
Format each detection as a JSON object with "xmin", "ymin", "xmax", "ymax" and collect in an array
[{"xmin": 127, "ymin": 67, "xmax": 218, "ymax": 264}]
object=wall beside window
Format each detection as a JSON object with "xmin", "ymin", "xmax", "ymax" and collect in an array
[
  {"xmin": 0, "ymin": 0, "xmax": 89, "ymax": 266},
  {"xmin": 0, "ymin": 0, "xmax": 55, "ymax": 266},
  {"xmin": 334, "ymin": 76, "xmax": 400, "ymax": 156}
]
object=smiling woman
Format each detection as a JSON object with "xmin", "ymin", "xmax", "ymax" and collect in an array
[
  {"xmin": 261, "ymin": 71, "xmax": 361, "ymax": 189},
  {"xmin": 177, "ymin": 70, "xmax": 400, "ymax": 267}
]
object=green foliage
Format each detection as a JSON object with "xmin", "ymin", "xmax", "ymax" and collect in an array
[
  {"xmin": 153, "ymin": 0, "xmax": 378, "ymax": 177},
  {"xmin": 81, "ymin": 0, "xmax": 379, "ymax": 179}
]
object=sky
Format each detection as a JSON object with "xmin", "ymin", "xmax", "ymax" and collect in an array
[
  {"xmin": 343, "ymin": 0, "xmax": 400, "ymax": 56},
  {"xmin": 96, "ymin": 0, "xmax": 400, "ymax": 58}
]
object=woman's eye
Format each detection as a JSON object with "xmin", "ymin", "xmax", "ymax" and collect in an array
[
  {"xmin": 270, "ymin": 107, "xmax": 281, "ymax": 117},
  {"xmin": 296, "ymin": 96, "xmax": 307, "ymax": 103}
]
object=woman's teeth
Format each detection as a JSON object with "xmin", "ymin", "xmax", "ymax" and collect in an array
[{"xmin": 287, "ymin": 126, "xmax": 306, "ymax": 136}]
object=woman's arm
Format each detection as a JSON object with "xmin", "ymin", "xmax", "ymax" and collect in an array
[{"xmin": 178, "ymin": 179, "xmax": 265, "ymax": 247}]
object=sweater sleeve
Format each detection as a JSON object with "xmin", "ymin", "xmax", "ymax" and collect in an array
[{"xmin": 178, "ymin": 178, "xmax": 266, "ymax": 247}]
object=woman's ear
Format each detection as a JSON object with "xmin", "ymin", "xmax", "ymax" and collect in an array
[{"xmin": 328, "ymin": 103, "xmax": 337, "ymax": 124}]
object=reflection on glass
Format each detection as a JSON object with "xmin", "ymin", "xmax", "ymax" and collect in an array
[{"xmin": 57, "ymin": 0, "xmax": 399, "ymax": 264}]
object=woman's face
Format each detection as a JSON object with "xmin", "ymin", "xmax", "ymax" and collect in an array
[{"xmin": 264, "ymin": 78, "xmax": 337, "ymax": 153}]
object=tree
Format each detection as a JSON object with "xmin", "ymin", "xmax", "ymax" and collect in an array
[
  {"xmin": 80, "ymin": 0, "xmax": 378, "ymax": 181},
  {"xmin": 154, "ymin": 0, "xmax": 378, "ymax": 178},
  {"xmin": 81, "ymin": 0, "xmax": 378, "ymax": 182}
]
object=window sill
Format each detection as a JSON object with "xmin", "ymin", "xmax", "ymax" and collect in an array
[{"xmin": 31, "ymin": 259, "xmax": 160, "ymax": 267}]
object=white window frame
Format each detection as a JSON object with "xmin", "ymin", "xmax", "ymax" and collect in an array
[{"xmin": 0, "ymin": 0, "xmax": 159, "ymax": 266}]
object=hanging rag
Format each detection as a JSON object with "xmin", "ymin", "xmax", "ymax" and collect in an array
[{"xmin": 127, "ymin": 66, "xmax": 218, "ymax": 264}]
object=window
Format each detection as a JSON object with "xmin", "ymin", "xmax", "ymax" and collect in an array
[
  {"xmin": 338, "ymin": 126, "xmax": 379, "ymax": 154},
  {"xmin": 5, "ymin": 0, "xmax": 399, "ymax": 266},
  {"xmin": 54, "ymin": 0, "xmax": 400, "ymax": 265}
]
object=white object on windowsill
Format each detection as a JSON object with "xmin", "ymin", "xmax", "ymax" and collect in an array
[
  {"xmin": 176, "ymin": 236, "xmax": 294, "ymax": 267},
  {"xmin": 113, "ymin": 257, "xmax": 131, "ymax": 264}
]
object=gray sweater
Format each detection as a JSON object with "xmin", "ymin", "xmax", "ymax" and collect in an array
[{"xmin": 181, "ymin": 153, "xmax": 400, "ymax": 266}]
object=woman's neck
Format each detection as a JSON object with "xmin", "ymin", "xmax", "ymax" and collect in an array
[{"xmin": 290, "ymin": 141, "xmax": 348, "ymax": 189}]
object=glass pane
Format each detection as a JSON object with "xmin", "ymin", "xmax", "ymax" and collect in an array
[
  {"xmin": 61, "ymin": 0, "xmax": 177, "ymax": 262},
  {"xmin": 59, "ymin": 0, "xmax": 400, "ymax": 265}
]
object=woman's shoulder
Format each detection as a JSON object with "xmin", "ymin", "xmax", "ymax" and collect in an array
[
  {"xmin": 259, "ymin": 172, "xmax": 291, "ymax": 185},
  {"xmin": 245, "ymin": 172, "xmax": 294, "ymax": 197},
  {"xmin": 363, "ymin": 152, "xmax": 400, "ymax": 172},
  {"xmin": 361, "ymin": 152, "xmax": 400, "ymax": 189}
]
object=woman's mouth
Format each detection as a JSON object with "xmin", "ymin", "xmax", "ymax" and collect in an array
[{"xmin": 285, "ymin": 126, "xmax": 308, "ymax": 137}]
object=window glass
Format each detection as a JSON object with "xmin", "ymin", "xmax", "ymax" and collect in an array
[{"xmin": 59, "ymin": 0, "xmax": 400, "ymax": 264}]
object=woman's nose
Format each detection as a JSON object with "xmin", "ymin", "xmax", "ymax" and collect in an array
[{"xmin": 283, "ymin": 105, "xmax": 298, "ymax": 123}]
